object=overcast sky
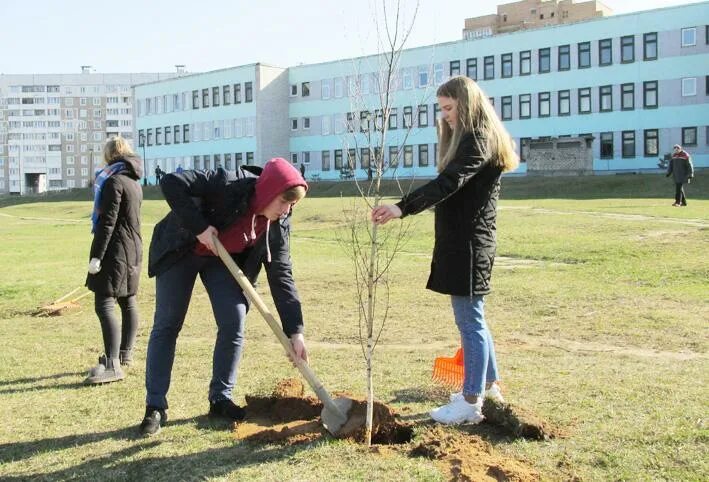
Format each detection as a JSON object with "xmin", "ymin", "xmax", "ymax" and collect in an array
[{"xmin": 0, "ymin": 0, "xmax": 703, "ymax": 74}]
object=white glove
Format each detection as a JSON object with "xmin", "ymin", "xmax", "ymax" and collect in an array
[{"xmin": 88, "ymin": 258, "xmax": 102, "ymax": 274}]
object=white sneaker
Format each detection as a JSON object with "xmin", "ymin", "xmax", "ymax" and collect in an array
[
  {"xmin": 449, "ymin": 383, "xmax": 504, "ymax": 403},
  {"xmin": 430, "ymin": 398, "xmax": 484, "ymax": 425}
]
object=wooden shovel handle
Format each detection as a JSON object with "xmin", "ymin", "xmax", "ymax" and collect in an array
[{"xmin": 212, "ymin": 236, "xmax": 346, "ymax": 419}]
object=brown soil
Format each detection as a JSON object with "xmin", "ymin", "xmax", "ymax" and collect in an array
[
  {"xmin": 233, "ymin": 379, "xmax": 557, "ymax": 479},
  {"xmin": 411, "ymin": 426, "xmax": 540, "ymax": 481},
  {"xmin": 482, "ymin": 400, "xmax": 567, "ymax": 440}
]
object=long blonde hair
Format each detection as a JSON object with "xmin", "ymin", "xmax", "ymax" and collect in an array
[
  {"xmin": 436, "ymin": 76, "xmax": 519, "ymax": 173},
  {"xmin": 103, "ymin": 136, "xmax": 136, "ymax": 164}
]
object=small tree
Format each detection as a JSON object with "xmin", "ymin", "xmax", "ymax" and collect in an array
[{"xmin": 338, "ymin": 0, "xmax": 437, "ymax": 446}]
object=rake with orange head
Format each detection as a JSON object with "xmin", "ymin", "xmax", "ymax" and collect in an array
[{"xmin": 432, "ymin": 348, "xmax": 464, "ymax": 389}]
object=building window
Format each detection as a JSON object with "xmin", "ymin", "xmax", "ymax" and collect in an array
[
  {"xmin": 558, "ymin": 90, "xmax": 570, "ymax": 116},
  {"xmin": 622, "ymin": 130, "xmax": 635, "ymax": 157},
  {"xmin": 403, "ymin": 145, "xmax": 413, "ymax": 167},
  {"xmin": 155, "ymin": 127, "xmax": 162, "ymax": 146},
  {"xmin": 644, "ymin": 129, "xmax": 659, "ymax": 156},
  {"xmin": 183, "ymin": 124, "xmax": 190, "ymax": 143},
  {"xmin": 483, "ymin": 56, "xmax": 494, "ymax": 80},
  {"xmin": 519, "ymin": 50, "xmax": 531, "ymax": 75},
  {"xmin": 290, "ymin": 85, "xmax": 298, "ymax": 96},
  {"xmin": 643, "ymin": 80, "xmax": 659, "ymax": 107},
  {"xmin": 291, "ymin": 153, "xmax": 298, "ymax": 165},
  {"xmin": 433, "ymin": 63, "xmax": 444, "ymax": 84},
  {"xmin": 212, "ymin": 87, "xmax": 220, "ymax": 107},
  {"xmin": 538, "ymin": 48, "xmax": 550, "ymax": 73},
  {"xmin": 599, "ymin": 85, "xmax": 612, "ymax": 112},
  {"xmin": 681, "ymin": 77, "xmax": 696, "ymax": 96},
  {"xmin": 174, "ymin": 125, "xmax": 181, "ymax": 144},
  {"xmin": 621, "ymin": 83, "xmax": 635, "ymax": 110},
  {"xmin": 418, "ymin": 144, "xmax": 429, "ymax": 167},
  {"xmin": 138, "ymin": 129, "xmax": 144, "ymax": 147},
  {"xmin": 418, "ymin": 66, "xmax": 430, "ymax": 87},
  {"xmin": 621, "ymin": 35, "xmax": 635, "ymax": 63},
  {"xmin": 519, "ymin": 94, "xmax": 531, "ymax": 119},
  {"xmin": 538, "ymin": 92, "xmax": 550, "ymax": 117},
  {"xmin": 202, "ymin": 89, "xmax": 209, "ymax": 108},
  {"xmin": 388, "ymin": 146, "xmax": 399, "ymax": 168},
  {"xmin": 147, "ymin": 128, "xmax": 153, "ymax": 146},
  {"xmin": 389, "ymin": 107, "xmax": 398, "ymax": 130},
  {"xmin": 359, "ymin": 148, "xmax": 370, "ymax": 170},
  {"xmin": 682, "ymin": 27, "xmax": 696, "ymax": 47},
  {"xmin": 643, "ymin": 32, "xmax": 658, "ymax": 60},
  {"xmin": 360, "ymin": 111, "xmax": 370, "ymax": 133},
  {"xmin": 501, "ymin": 96, "xmax": 512, "ymax": 120},
  {"xmin": 501, "ymin": 53, "xmax": 512, "ymax": 78},
  {"xmin": 450, "ymin": 60, "xmax": 460, "ymax": 76},
  {"xmin": 165, "ymin": 126, "xmax": 171, "ymax": 145},
  {"xmin": 234, "ymin": 84, "xmax": 241, "ymax": 104},
  {"xmin": 331, "ymin": 149, "xmax": 342, "ymax": 170},
  {"xmin": 599, "ymin": 38, "xmax": 612, "ymax": 66},
  {"xmin": 291, "ymin": 118, "xmax": 298, "ymax": 130},
  {"xmin": 322, "ymin": 115, "xmax": 331, "ymax": 135},
  {"xmin": 302, "ymin": 82, "xmax": 310, "ymax": 97},
  {"xmin": 418, "ymin": 105, "xmax": 428, "ymax": 127},
  {"xmin": 578, "ymin": 42, "xmax": 591, "ymax": 68},
  {"xmin": 403, "ymin": 106, "xmax": 413, "ymax": 128},
  {"xmin": 223, "ymin": 85, "xmax": 231, "ymax": 105},
  {"xmin": 321, "ymin": 80, "xmax": 331, "ymax": 99},
  {"xmin": 558, "ymin": 45, "xmax": 570, "ymax": 71},
  {"xmin": 578, "ymin": 88, "xmax": 591, "ymax": 114},
  {"xmin": 245, "ymin": 82, "xmax": 253, "ymax": 102},
  {"xmin": 682, "ymin": 127, "xmax": 697, "ymax": 146},
  {"xmin": 600, "ymin": 132, "xmax": 614, "ymax": 159},
  {"xmin": 466, "ymin": 58, "xmax": 477, "ymax": 80},
  {"xmin": 303, "ymin": 117, "xmax": 310, "ymax": 129},
  {"xmin": 320, "ymin": 150, "xmax": 331, "ymax": 171}
]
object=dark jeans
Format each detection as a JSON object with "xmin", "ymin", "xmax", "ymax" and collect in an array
[
  {"xmin": 95, "ymin": 294, "xmax": 139, "ymax": 360},
  {"xmin": 145, "ymin": 253, "xmax": 248, "ymax": 409},
  {"xmin": 674, "ymin": 183, "xmax": 687, "ymax": 205}
]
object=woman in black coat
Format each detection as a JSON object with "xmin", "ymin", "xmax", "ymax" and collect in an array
[
  {"xmin": 372, "ymin": 76, "xmax": 519, "ymax": 425},
  {"xmin": 84, "ymin": 136, "xmax": 143, "ymax": 384}
]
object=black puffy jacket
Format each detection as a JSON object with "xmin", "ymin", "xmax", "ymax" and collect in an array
[
  {"xmin": 86, "ymin": 156, "xmax": 143, "ymax": 297},
  {"xmin": 396, "ymin": 132, "xmax": 502, "ymax": 296}
]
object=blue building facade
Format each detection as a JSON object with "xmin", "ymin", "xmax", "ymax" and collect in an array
[{"xmin": 134, "ymin": 2, "xmax": 709, "ymax": 181}]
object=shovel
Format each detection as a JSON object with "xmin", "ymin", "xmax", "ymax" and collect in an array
[{"xmin": 212, "ymin": 236, "xmax": 353, "ymax": 436}]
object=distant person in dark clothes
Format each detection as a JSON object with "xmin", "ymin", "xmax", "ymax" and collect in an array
[
  {"xmin": 154, "ymin": 165, "xmax": 164, "ymax": 185},
  {"xmin": 667, "ymin": 144, "xmax": 694, "ymax": 207},
  {"xmin": 175, "ymin": 164, "xmax": 183, "ymax": 174},
  {"xmin": 140, "ymin": 158, "xmax": 309, "ymax": 436},
  {"xmin": 300, "ymin": 163, "xmax": 306, "ymax": 178},
  {"xmin": 85, "ymin": 136, "xmax": 143, "ymax": 384}
]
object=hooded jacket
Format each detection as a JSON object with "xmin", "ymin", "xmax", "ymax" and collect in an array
[
  {"xmin": 395, "ymin": 132, "xmax": 501, "ymax": 296},
  {"xmin": 86, "ymin": 155, "xmax": 144, "ymax": 297},
  {"xmin": 148, "ymin": 158, "xmax": 307, "ymax": 335},
  {"xmin": 667, "ymin": 151, "xmax": 694, "ymax": 184}
]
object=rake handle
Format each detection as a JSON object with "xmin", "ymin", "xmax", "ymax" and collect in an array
[{"xmin": 211, "ymin": 236, "xmax": 346, "ymax": 420}]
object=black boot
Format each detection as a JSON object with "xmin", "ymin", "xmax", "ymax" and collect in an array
[
  {"xmin": 208, "ymin": 399, "xmax": 246, "ymax": 421},
  {"xmin": 140, "ymin": 406, "xmax": 167, "ymax": 436}
]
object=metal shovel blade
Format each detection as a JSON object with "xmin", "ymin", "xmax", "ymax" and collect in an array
[{"xmin": 321, "ymin": 397, "xmax": 354, "ymax": 436}]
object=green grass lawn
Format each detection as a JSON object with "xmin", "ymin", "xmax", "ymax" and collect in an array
[{"xmin": 0, "ymin": 174, "xmax": 707, "ymax": 480}]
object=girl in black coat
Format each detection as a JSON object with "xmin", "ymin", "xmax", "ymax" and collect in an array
[
  {"xmin": 372, "ymin": 76, "xmax": 519, "ymax": 425},
  {"xmin": 84, "ymin": 136, "xmax": 143, "ymax": 384}
]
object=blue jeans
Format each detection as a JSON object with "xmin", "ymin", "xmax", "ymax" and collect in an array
[
  {"xmin": 451, "ymin": 295, "xmax": 500, "ymax": 398},
  {"xmin": 145, "ymin": 253, "xmax": 248, "ymax": 409}
]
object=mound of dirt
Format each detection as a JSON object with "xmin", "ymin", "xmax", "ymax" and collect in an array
[
  {"xmin": 482, "ymin": 400, "xmax": 567, "ymax": 440},
  {"xmin": 411, "ymin": 426, "xmax": 540, "ymax": 481}
]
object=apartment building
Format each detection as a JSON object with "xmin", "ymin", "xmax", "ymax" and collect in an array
[
  {"xmin": 0, "ymin": 69, "xmax": 174, "ymax": 194},
  {"xmin": 129, "ymin": 2, "xmax": 707, "ymax": 183},
  {"xmin": 463, "ymin": 0, "xmax": 612, "ymax": 40},
  {"xmin": 133, "ymin": 64, "xmax": 288, "ymax": 183}
]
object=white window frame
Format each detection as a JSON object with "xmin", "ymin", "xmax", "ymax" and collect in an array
[
  {"xmin": 418, "ymin": 66, "xmax": 429, "ymax": 88},
  {"xmin": 333, "ymin": 78, "xmax": 343, "ymax": 98},
  {"xmin": 402, "ymin": 69, "xmax": 413, "ymax": 90},
  {"xmin": 433, "ymin": 63, "xmax": 444, "ymax": 84},
  {"xmin": 290, "ymin": 84, "xmax": 298, "ymax": 97},
  {"xmin": 321, "ymin": 115, "xmax": 330, "ymax": 135},
  {"xmin": 681, "ymin": 27, "xmax": 696, "ymax": 47},
  {"xmin": 681, "ymin": 77, "xmax": 697, "ymax": 96},
  {"xmin": 321, "ymin": 80, "xmax": 331, "ymax": 99}
]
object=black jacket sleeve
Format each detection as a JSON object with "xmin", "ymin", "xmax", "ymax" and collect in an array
[
  {"xmin": 264, "ymin": 217, "xmax": 304, "ymax": 336},
  {"xmin": 160, "ymin": 170, "xmax": 222, "ymax": 235},
  {"xmin": 90, "ymin": 177, "xmax": 122, "ymax": 260},
  {"xmin": 395, "ymin": 133, "xmax": 487, "ymax": 217}
]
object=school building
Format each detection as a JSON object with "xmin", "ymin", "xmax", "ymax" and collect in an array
[{"xmin": 133, "ymin": 1, "xmax": 708, "ymax": 182}]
